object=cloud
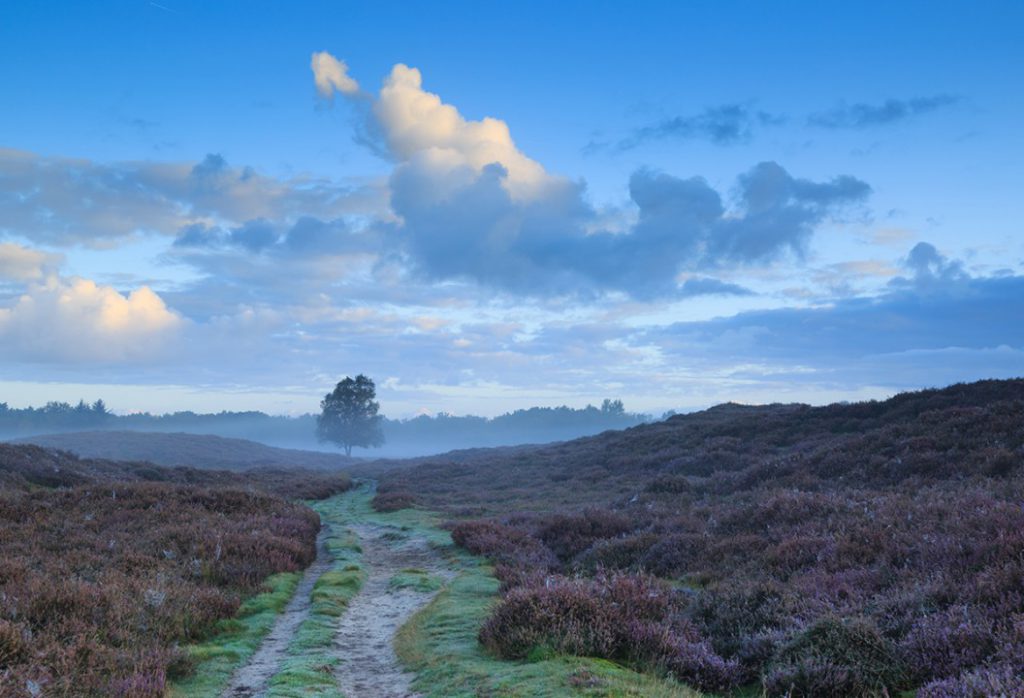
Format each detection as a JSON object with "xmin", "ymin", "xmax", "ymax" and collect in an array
[
  {"xmin": 0, "ymin": 243, "xmax": 63, "ymax": 281},
  {"xmin": 679, "ymin": 277, "xmax": 755, "ymax": 297},
  {"xmin": 808, "ymin": 95, "xmax": 959, "ymax": 129},
  {"xmin": 325, "ymin": 59, "xmax": 557, "ymax": 200},
  {"xmin": 0, "ymin": 275, "xmax": 183, "ymax": 363},
  {"xmin": 622, "ymin": 104, "xmax": 783, "ymax": 148},
  {"xmin": 653, "ymin": 243, "xmax": 1024, "ymax": 390},
  {"xmin": 894, "ymin": 241, "xmax": 968, "ymax": 288},
  {"xmin": 386, "ymin": 159, "xmax": 868, "ymax": 299},
  {"xmin": 0, "ymin": 148, "xmax": 377, "ymax": 246},
  {"xmin": 229, "ymin": 218, "xmax": 279, "ymax": 252},
  {"xmin": 707, "ymin": 161, "xmax": 870, "ymax": 264},
  {"xmin": 311, "ymin": 51, "xmax": 360, "ymax": 98},
  {"xmin": 170, "ymin": 215, "xmax": 378, "ymax": 260},
  {"xmin": 308, "ymin": 61, "xmax": 872, "ymax": 299}
]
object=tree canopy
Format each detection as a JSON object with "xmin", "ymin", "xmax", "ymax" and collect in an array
[{"xmin": 316, "ymin": 375, "xmax": 385, "ymax": 456}]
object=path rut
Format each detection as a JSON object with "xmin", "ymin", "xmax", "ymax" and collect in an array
[
  {"xmin": 220, "ymin": 509, "xmax": 451, "ymax": 698},
  {"xmin": 332, "ymin": 523, "xmax": 453, "ymax": 698},
  {"xmin": 221, "ymin": 524, "xmax": 333, "ymax": 697}
]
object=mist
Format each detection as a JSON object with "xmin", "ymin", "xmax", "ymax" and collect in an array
[{"xmin": 0, "ymin": 398, "xmax": 653, "ymax": 459}]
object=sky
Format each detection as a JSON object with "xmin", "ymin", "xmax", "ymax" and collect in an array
[{"xmin": 0, "ymin": 0, "xmax": 1022, "ymax": 418}]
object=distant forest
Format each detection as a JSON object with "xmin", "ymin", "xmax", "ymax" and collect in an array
[{"xmin": 0, "ymin": 398, "xmax": 652, "ymax": 457}]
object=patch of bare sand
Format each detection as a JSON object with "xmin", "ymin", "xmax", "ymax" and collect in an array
[{"xmin": 332, "ymin": 523, "xmax": 453, "ymax": 698}]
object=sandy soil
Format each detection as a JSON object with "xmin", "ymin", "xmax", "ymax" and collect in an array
[
  {"xmin": 332, "ymin": 523, "xmax": 453, "ymax": 698},
  {"xmin": 221, "ymin": 524, "xmax": 334, "ymax": 698}
]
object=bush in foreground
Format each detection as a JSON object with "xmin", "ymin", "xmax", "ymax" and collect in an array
[{"xmin": 478, "ymin": 572, "xmax": 740, "ymax": 693}]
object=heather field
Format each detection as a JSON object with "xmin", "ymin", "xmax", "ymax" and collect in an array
[
  {"xmin": 375, "ymin": 379, "xmax": 1024, "ymax": 696},
  {"xmin": 3, "ymin": 379, "xmax": 1024, "ymax": 697},
  {"xmin": 0, "ymin": 446, "xmax": 351, "ymax": 697}
]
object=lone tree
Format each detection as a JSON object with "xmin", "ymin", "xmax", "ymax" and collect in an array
[{"xmin": 317, "ymin": 375, "xmax": 385, "ymax": 457}]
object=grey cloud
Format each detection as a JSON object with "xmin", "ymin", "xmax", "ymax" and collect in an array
[
  {"xmin": 0, "ymin": 149, "xmax": 373, "ymax": 246},
  {"xmin": 900, "ymin": 241, "xmax": 967, "ymax": 284},
  {"xmin": 679, "ymin": 278, "xmax": 755, "ymax": 298},
  {"xmin": 653, "ymin": 243, "xmax": 1024, "ymax": 390},
  {"xmin": 229, "ymin": 218, "xmax": 279, "ymax": 251},
  {"xmin": 808, "ymin": 95, "xmax": 959, "ymax": 129},
  {"xmin": 285, "ymin": 216, "xmax": 360, "ymax": 254},
  {"xmin": 392, "ymin": 161, "xmax": 869, "ymax": 299},
  {"xmin": 173, "ymin": 223, "xmax": 223, "ymax": 248},
  {"xmin": 621, "ymin": 104, "xmax": 783, "ymax": 148},
  {"xmin": 174, "ymin": 216, "xmax": 367, "ymax": 256},
  {"xmin": 708, "ymin": 162, "xmax": 871, "ymax": 264},
  {"xmin": 614, "ymin": 95, "xmax": 957, "ymax": 152}
]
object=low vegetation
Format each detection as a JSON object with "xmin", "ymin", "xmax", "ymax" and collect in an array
[
  {"xmin": 167, "ymin": 572, "xmax": 304, "ymax": 697},
  {"xmin": 264, "ymin": 498, "xmax": 366, "ymax": 698},
  {"xmin": 0, "ymin": 444, "xmax": 351, "ymax": 697},
  {"xmin": 15, "ymin": 431, "xmax": 354, "ymax": 471},
  {"xmin": 343, "ymin": 485, "xmax": 704, "ymax": 697},
  {"xmin": 380, "ymin": 379, "xmax": 1024, "ymax": 695}
]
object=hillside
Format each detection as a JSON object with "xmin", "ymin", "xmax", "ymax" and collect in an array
[
  {"xmin": 0, "ymin": 442, "xmax": 353, "ymax": 695},
  {"xmin": 376, "ymin": 378, "xmax": 1024, "ymax": 695},
  {"xmin": 13, "ymin": 430, "xmax": 354, "ymax": 471},
  {"xmin": 377, "ymin": 378, "xmax": 1024, "ymax": 512}
]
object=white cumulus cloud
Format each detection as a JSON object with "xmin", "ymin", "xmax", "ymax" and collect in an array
[
  {"xmin": 314, "ymin": 56, "xmax": 557, "ymax": 201},
  {"xmin": 311, "ymin": 51, "xmax": 360, "ymax": 97},
  {"xmin": 0, "ymin": 276, "xmax": 183, "ymax": 362}
]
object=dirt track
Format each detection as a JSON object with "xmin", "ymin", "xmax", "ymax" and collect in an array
[
  {"xmin": 220, "ymin": 507, "xmax": 450, "ymax": 698},
  {"xmin": 332, "ymin": 523, "xmax": 453, "ymax": 697},
  {"xmin": 222, "ymin": 525, "xmax": 334, "ymax": 697}
]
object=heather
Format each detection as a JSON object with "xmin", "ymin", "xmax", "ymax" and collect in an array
[
  {"xmin": 0, "ymin": 443, "xmax": 352, "ymax": 499},
  {"xmin": 379, "ymin": 379, "xmax": 1024, "ymax": 695},
  {"xmin": 0, "ymin": 444, "xmax": 352, "ymax": 697}
]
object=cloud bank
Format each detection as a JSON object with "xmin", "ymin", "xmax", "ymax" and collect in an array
[{"xmin": 0, "ymin": 148, "xmax": 375, "ymax": 246}]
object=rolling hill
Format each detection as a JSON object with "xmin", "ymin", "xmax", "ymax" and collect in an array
[{"xmin": 13, "ymin": 430, "xmax": 354, "ymax": 471}]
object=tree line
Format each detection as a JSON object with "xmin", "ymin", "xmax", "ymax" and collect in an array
[{"xmin": 0, "ymin": 392, "xmax": 651, "ymax": 456}]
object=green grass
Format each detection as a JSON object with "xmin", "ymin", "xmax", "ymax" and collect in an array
[
  {"xmin": 392, "ymin": 557, "xmax": 705, "ymax": 698},
  {"xmin": 265, "ymin": 495, "xmax": 366, "ymax": 698},
  {"xmin": 389, "ymin": 567, "xmax": 444, "ymax": 592},
  {"xmin": 168, "ymin": 571, "xmax": 302, "ymax": 697},
  {"xmin": 333, "ymin": 482, "xmax": 705, "ymax": 698}
]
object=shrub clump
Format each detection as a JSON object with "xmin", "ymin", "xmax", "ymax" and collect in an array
[
  {"xmin": 917, "ymin": 663, "xmax": 1024, "ymax": 698},
  {"xmin": 372, "ymin": 490, "xmax": 417, "ymax": 512},
  {"xmin": 478, "ymin": 572, "xmax": 740, "ymax": 693},
  {"xmin": 763, "ymin": 617, "xmax": 909, "ymax": 697}
]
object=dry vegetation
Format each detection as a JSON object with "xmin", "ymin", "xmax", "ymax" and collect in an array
[
  {"xmin": 377, "ymin": 379, "xmax": 1024, "ymax": 696},
  {"xmin": 15, "ymin": 431, "xmax": 353, "ymax": 472},
  {"xmin": 0, "ymin": 444, "xmax": 351, "ymax": 697}
]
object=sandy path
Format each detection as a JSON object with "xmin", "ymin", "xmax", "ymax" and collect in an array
[
  {"xmin": 332, "ymin": 523, "xmax": 453, "ymax": 698},
  {"xmin": 221, "ymin": 523, "xmax": 334, "ymax": 698}
]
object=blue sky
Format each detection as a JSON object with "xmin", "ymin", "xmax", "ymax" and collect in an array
[{"xmin": 0, "ymin": 1, "xmax": 1021, "ymax": 417}]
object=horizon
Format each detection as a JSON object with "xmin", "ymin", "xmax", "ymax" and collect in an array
[
  {"xmin": 2, "ymin": 1, "xmax": 1022, "ymax": 417},
  {"xmin": 2, "ymin": 376, "xmax": 1009, "ymax": 423}
]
